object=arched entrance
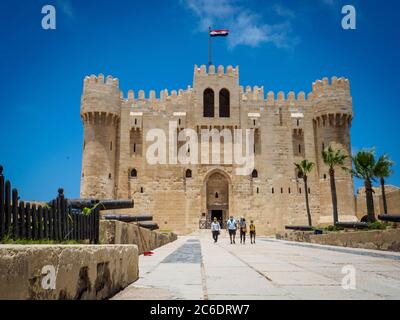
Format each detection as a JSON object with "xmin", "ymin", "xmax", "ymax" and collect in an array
[{"xmin": 205, "ymin": 171, "xmax": 230, "ymax": 228}]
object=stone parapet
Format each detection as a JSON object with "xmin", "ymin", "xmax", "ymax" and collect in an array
[
  {"xmin": 0, "ymin": 244, "xmax": 138, "ymax": 300},
  {"xmin": 100, "ymin": 220, "xmax": 177, "ymax": 254},
  {"xmin": 276, "ymin": 229, "xmax": 400, "ymax": 252}
]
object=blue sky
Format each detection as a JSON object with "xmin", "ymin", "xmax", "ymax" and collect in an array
[{"xmin": 0, "ymin": 0, "xmax": 399, "ymax": 200}]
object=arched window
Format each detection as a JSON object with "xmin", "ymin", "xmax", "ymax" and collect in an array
[
  {"xmin": 251, "ymin": 169, "xmax": 258, "ymax": 178},
  {"xmin": 203, "ymin": 88, "xmax": 214, "ymax": 117},
  {"xmin": 185, "ymin": 169, "xmax": 192, "ymax": 178},
  {"xmin": 215, "ymin": 192, "xmax": 219, "ymax": 198},
  {"xmin": 130, "ymin": 169, "xmax": 137, "ymax": 178},
  {"xmin": 219, "ymin": 88, "xmax": 230, "ymax": 118}
]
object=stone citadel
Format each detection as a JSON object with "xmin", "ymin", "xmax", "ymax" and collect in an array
[{"xmin": 80, "ymin": 65, "xmax": 357, "ymax": 235}]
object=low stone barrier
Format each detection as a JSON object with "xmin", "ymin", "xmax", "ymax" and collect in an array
[
  {"xmin": 276, "ymin": 229, "xmax": 400, "ymax": 252},
  {"xmin": 0, "ymin": 245, "xmax": 138, "ymax": 300},
  {"xmin": 100, "ymin": 220, "xmax": 177, "ymax": 253}
]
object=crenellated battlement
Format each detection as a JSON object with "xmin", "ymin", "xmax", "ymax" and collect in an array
[
  {"xmin": 81, "ymin": 74, "xmax": 122, "ymax": 118},
  {"xmin": 124, "ymin": 86, "xmax": 193, "ymax": 104},
  {"xmin": 265, "ymin": 90, "xmax": 308, "ymax": 103},
  {"xmin": 83, "ymin": 74, "xmax": 120, "ymax": 90},
  {"xmin": 239, "ymin": 87, "xmax": 309, "ymax": 104},
  {"xmin": 310, "ymin": 76, "xmax": 352, "ymax": 122},
  {"xmin": 80, "ymin": 70, "xmax": 352, "ymax": 119},
  {"xmin": 194, "ymin": 64, "xmax": 239, "ymax": 77},
  {"xmin": 310, "ymin": 76, "xmax": 350, "ymax": 98}
]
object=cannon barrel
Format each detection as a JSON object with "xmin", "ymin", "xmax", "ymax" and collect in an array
[
  {"xmin": 103, "ymin": 214, "xmax": 153, "ymax": 223},
  {"xmin": 378, "ymin": 215, "xmax": 400, "ymax": 223},
  {"xmin": 285, "ymin": 226, "xmax": 313, "ymax": 231},
  {"xmin": 138, "ymin": 221, "xmax": 159, "ymax": 231},
  {"xmin": 335, "ymin": 222, "xmax": 369, "ymax": 229},
  {"xmin": 66, "ymin": 199, "xmax": 134, "ymax": 210}
]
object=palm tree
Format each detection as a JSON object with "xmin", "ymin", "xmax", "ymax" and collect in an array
[
  {"xmin": 295, "ymin": 160, "xmax": 315, "ymax": 227},
  {"xmin": 374, "ymin": 154, "xmax": 394, "ymax": 215},
  {"xmin": 322, "ymin": 145, "xmax": 348, "ymax": 224},
  {"xmin": 346, "ymin": 150, "xmax": 377, "ymax": 222}
]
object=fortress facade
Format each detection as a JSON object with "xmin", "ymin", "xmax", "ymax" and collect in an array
[{"xmin": 80, "ymin": 65, "xmax": 357, "ymax": 235}]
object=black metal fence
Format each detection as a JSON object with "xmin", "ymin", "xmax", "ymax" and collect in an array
[{"xmin": 0, "ymin": 165, "xmax": 99, "ymax": 243}]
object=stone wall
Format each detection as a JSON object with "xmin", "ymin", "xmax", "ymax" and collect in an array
[
  {"xmin": 276, "ymin": 229, "xmax": 400, "ymax": 252},
  {"xmin": 0, "ymin": 245, "xmax": 138, "ymax": 300},
  {"xmin": 355, "ymin": 185, "xmax": 400, "ymax": 220},
  {"xmin": 100, "ymin": 220, "xmax": 177, "ymax": 253}
]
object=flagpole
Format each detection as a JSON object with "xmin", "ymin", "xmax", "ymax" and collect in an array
[{"xmin": 208, "ymin": 26, "xmax": 212, "ymax": 66}]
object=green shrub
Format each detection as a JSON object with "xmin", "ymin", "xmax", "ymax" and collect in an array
[
  {"xmin": 325, "ymin": 225, "xmax": 342, "ymax": 232},
  {"xmin": 367, "ymin": 221, "xmax": 387, "ymax": 230}
]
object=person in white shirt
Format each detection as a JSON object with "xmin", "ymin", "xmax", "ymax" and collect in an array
[
  {"xmin": 226, "ymin": 216, "xmax": 237, "ymax": 244},
  {"xmin": 211, "ymin": 217, "xmax": 221, "ymax": 243}
]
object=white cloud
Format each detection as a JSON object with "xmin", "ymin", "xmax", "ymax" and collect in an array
[{"xmin": 182, "ymin": 0, "xmax": 299, "ymax": 49}]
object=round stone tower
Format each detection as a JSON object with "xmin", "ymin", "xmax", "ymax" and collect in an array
[
  {"xmin": 311, "ymin": 77, "xmax": 356, "ymax": 223},
  {"xmin": 80, "ymin": 74, "xmax": 121, "ymax": 199}
]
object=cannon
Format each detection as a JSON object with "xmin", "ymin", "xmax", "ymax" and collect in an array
[
  {"xmin": 285, "ymin": 226, "xmax": 314, "ymax": 231},
  {"xmin": 138, "ymin": 221, "xmax": 159, "ymax": 231},
  {"xmin": 378, "ymin": 215, "xmax": 400, "ymax": 223},
  {"xmin": 103, "ymin": 214, "xmax": 153, "ymax": 223},
  {"xmin": 66, "ymin": 199, "xmax": 134, "ymax": 210},
  {"xmin": 335, "ymin": 222, "xmax": 369, "ymax": 229}
]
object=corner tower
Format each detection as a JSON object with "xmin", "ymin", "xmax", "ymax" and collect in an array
[
  {"xmin": 80, "ymin": 74, "xmax": 121, "ymax": 199},
  {"xmin": 311, "ymin": 77, "xmax": 356, "ymax": 223}
]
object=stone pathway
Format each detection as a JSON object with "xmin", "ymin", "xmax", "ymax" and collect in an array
[{"xmin": 111, "ymin": 231, "xmax": 400, "ymax": 300}]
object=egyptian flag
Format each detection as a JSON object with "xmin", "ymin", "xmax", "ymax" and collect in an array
[{"xmin": 209, "ymin": 29, "xmax": 230, "ymax": 37}]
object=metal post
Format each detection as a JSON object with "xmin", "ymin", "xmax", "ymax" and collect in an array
[{"xmin": 208, "ymin": 26, "xmax": 212, "ymax": 66}]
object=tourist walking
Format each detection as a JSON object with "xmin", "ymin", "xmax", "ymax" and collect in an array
[
  {"xmin": 226, "ymin": 216, "xmax": 237, "ymax": 244},
  {"xmin": 240, "ymin": 218, "xmax": 247, "ymax": 244},
  {"xmin": 211, "ymin": 217, "xmax": 221, "ymax": 243},
  {"xmin": 249, "ymin": 220, "xmax": 256, "ymax": 244}
]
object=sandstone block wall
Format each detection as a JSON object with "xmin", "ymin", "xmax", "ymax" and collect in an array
[
  {"xmin": 0, "ymin": 245, "xmax": 138, "ymax": 300},
  {"xmin": 99, "ymin": 220, "xmax": 177, "ymax": 254}
]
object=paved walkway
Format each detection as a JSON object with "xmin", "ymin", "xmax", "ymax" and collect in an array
[{"xmin": 112, "ymin": 231, "xmax": 400, "ymax": 300}]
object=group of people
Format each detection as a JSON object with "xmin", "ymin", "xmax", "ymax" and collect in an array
[{"xmin": 211, "ymin": 216, "xmax": 256, "ymax": 244}]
